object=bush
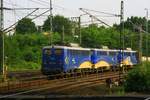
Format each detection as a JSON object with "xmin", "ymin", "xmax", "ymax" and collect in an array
[
  {"xmin": 124, "ymin": 62, "xmax": 150, "ymax": 92},
  {"xmin": 8, "ymin": 61, "xmax": 40, "ymax": 71}
]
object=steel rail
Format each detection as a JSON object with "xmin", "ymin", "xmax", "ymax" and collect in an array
[{"xmin": 0, "ymin": 72, "xmax": 125, "ymax": 98}]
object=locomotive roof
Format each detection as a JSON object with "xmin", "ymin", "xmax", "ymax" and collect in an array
[
  {"xmin": 43, "ymin": 46, "xmax": 91, "ymax": 51},
  {"xmin": 43, "ymin": 46, "xmax": 137, "ymax": 52},
  {"xmin": 92, "ymin": 48, "xmax": 137, "ymax": 53}
]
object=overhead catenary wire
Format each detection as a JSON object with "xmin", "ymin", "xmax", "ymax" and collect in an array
[
  {"xmin": 36, "ymin": 0, "xmax": 65, "ymax": 10},
  {"xmin": 8, "ymin": 0, "xmax": 17, "ymax": 25},
  {"xmin": 79, "ymin": 8, "xmax": 111, "ymax": 27},
  {"xmin": 4, "ymin": 1, "xmax": 17, "ymax": 7},
  {"xmin": 6, "ymin": 8, "xmax": 50, "ymax": 10},
  {"xmin": 4, "ymin": 9, "xmax": 50, "ymax": 33},
  {"xmin": 80, "ymin": 8, "xmax": 120, "ymax": 17},
  {"xmin": 4, "ymin": 0, "xmax": 23, "ymax": 8},
  {"xmin": 32, "ymin": 9, "xmax": 50, "ymax": 20},
  {"xmin": 27, "ymin": 0, "xmax": 78, "ymax": 16},
  {"xmin": 94, "ymin": 15, "xmax": 120, "ymax": 17},
  {"xmin": 4, "ymin": 0, "xmax": 36, "ymax": 30},
  {"xmin": 3, "ymin": 8, "xmax": 39, "ymax": 32},
  {"xmin": 5, "ymin": 0, "xmax": 79, "ymax": 21},
  {"xmin": 29, "ymin": 0, "xmax": 47, "ymax": 7},
  {"xmin": 29, "ymin": 0, "xmax": 64, "ymax": 10},
  {"xmin": 3, "ymin": 0, "xmax": 119, "ymax": 31}
]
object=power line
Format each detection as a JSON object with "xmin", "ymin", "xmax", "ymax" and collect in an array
[
  {"xmin": 4, "ymin": 0, "xmax": 23, "ymax": 8},
  {"xmin": 7, "ymin": 8, "xmax": 50, "ymax": 10},
  {"xmin": 5, "ymin": 9, "xmax": 50, "ymax": 33},
  {"xmin": 80, "ymin": 8, "xmax": 120, "ymax": 17},
  {"xmin": 3, "ymin": 8, "xmax": 39, "ymax": 32},
  {"xmin": 4, "ymin": 1, "xmax": 17, "ymax": 7},
  {"xmin": 8, "ymin": 0, "xmax": 17, "ymax": 25},
  {"xmin": 32, "ymin": 9, "xmax": 50, "ymax": 20},
  {"xmin": 37, "ymin": 0, "xmax": 65, "ymax": 10},
  {"xmin": 94, "ymin": 15, "xmax": 120, "ymax": 17},
  {"xmin": 28, "ymin": 0, "xmax": 78, "ymax": 15},
  {"xmin": 35, "ymin": 0, "xmax": 49, "ymax": 5},
  {"xmin": 29, "ymin": 0, "xmax": 47, "ymax": 6},
  {"xmin": 80, "ymin": 8, "xmax": 111, "ymax": 27}
]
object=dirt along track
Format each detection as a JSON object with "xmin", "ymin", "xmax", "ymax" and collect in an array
[
  {"xmin": 0, "ymin": 71, "xmax": 126, "ymax": 96},
  {"xmin": 7, "ymin": 70, "xmax": 44, "ymax": 81}
]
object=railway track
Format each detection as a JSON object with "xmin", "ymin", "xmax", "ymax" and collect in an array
[
  {"xmin": 24, "ymin": 73, "xmax": 124, "ymax": 95},
  {"xmin": 0, "ymin": 71, "xmax": 126, "ymax": 97}
]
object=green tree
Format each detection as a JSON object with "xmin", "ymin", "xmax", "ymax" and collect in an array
[
  {"xmin": 43, "ymin": 15, "xmax": 72, "ymax": 35},
  {"xmin": 114, "ymin": 16, "xmax": 148, "ymax": 32},
  {"xmin": 81, "ymin": 25, "xmax": 120, "ymax": 49},
  {"xmin": 16, "ymin": 18, "xmax": 37, "ymax": 34},
  {"xmin": 81, "ymin": 25, "xmax": 101, "ymax": 48}
]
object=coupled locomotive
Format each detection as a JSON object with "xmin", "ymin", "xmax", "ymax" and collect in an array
[{"xmin": 41, "ymin": 46, "xmax": 139, "ymax": 75}]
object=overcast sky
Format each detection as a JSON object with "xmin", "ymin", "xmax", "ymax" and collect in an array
[{"xmin": 3, "ymin": 0, "xmax": 150, "ymax": 28}]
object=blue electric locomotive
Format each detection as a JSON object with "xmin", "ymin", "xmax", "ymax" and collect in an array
[
  {"xmin": 41, "ymin": 46, "xmax": 139, "ymax": 75},
  {"xmin": 41, "ymin": 46, "xmax": 92, "ymax": 75},
  {"xmin": 91, "ymin": 49, "xmax": 138, "ymax": 70},
  {"xmin": 120, "ymin": 50, "xmax": 138, "ymax": 66},
  {"xmin": 91, "ymin": 49, "xmax": 118, "ymax": 70}
]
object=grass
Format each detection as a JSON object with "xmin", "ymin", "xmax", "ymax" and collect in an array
[
  {"xmin": 56, "ymin": 83, "xmax": 149, "ymax": 96},
  {"xmin": 58, "ymin": 83, "xmax": 125, "ymax": 96},
  {"xmin": 96, "ymin": 85, "xmax": 125, "ymax": 96}
]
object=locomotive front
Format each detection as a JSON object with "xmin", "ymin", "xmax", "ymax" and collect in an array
[{"xmin": 41, "ymin": 46, "xmax": 64, "ymax": 75}]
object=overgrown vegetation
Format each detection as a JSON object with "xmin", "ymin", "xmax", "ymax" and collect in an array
[
  {"xmin": 5, "ymin": 33, "xmax": 62, "ymax": 71},
  {"xmin": 124, "ymin": 62, "xmax": 150, "ymax": 93}
]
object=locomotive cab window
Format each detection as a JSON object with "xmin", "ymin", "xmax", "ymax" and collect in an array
[
  {"xmin": 55, "ymin": 49, "xmax": 62, "ymax": 55},
  {"xmin": 44, "ymin": 49, "xmax": 51, "ymax": 55}
]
